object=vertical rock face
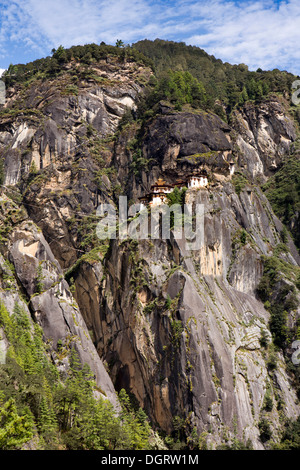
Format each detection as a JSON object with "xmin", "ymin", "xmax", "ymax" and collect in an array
[
  {"xmin": 0, "ymin": 56, "xmax": 299, "ymax": 449},
  {"xmin": 231, "ymin": 97, "xmax": 297, "ymax": 178},
  {"xmin": 0, "ymin": 59, "xmax": 152, "ymax": 415},
  {"xmin": 73, "ymin": 184, "xmax": 299, "ymax": 449},
  {"xmin": 0, "ymin": 195, "xmax": 119, "ymax": 408}
]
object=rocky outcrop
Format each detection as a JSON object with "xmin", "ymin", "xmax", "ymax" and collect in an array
[
  {"xmin": 113, "ymin": 96, "xmax": 297, "ymax": 207},
  {"xmin": 1, "ymin": 58, "xmax": 151, "ymax": 186},
  {"xmin": 231, "ymin": 96, "xmax": 297, "ymax": 178},
  {"xmin": 0, "ymin": 194, "xmax": 119, "ymax": 409},
  {"xmin": 142, "ymin": 111, "xmax": 232, "ymax": 171},
  {"xmin": 0, "ymin": 59, "xmax": 152, "ymax": 268}
]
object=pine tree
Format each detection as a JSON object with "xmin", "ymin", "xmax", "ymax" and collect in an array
[
  {"xmin": 239, "ymin": 86, "xmax": 249, "ymax": 105},
  {"xmin": 115, "ymin": 39, "xmax": 125, "ymax": 48},
  {"xmin": 38, "ymin": 396, "xmax": 57, "ymax": 436},
  {"xmin": 0, "ymin": 157, "xmax": 4, "ymax": 187},
  {"xmin": 35, "ymin": 263, "xmax": 45, "ymax": 294},
  {"xmin": 0, "ymin": 396, "xmax": 34, "ymax": 449}
]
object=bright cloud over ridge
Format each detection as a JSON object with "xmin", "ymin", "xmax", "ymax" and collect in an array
[{"xmin": 0, "ymin": 0, "xmax": 299, "ymax": 75}]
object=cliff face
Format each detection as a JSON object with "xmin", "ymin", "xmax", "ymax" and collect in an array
[
  {"xmin": 0, "ymin": 57, "xmax": 150, "ymax": 411},
  {"xmin": 0, "ymin": 56, "xmax": 299, "ymax": 449},
  {"xmin": 230, "ymin": 97, "xmax": 297, "ymax": 178},
  {"xmin": 72, "ymin": 166, "xmax": 300, "ymax": 449}
]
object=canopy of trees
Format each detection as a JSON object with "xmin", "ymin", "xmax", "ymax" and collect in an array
[
  {"xmin": 133, "ymin": 39, "xmax": 296, "ymax": 114},
  {"xmin": 3, "ymin": 39, "xmax": 296, "ymax": 118},
  {"xmin": 2, "ymin": 43, "xmax": 153, "ymax": 88},
  {"xmin": 262, "ymin": 154, "xmax": 300, "ymax": 249},
  {"xmin": 0, "ymin": 301, "xmax": 153, "ymax": 450}
]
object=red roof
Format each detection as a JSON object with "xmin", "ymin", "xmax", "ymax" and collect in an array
[{"xmin": 151, "ymin": 177, "xmax": 174, "ymax": 190}]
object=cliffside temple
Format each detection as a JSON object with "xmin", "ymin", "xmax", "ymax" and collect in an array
[{"xmin": 139, "ymin": 172, "xmax": 209, "ymax": 208}]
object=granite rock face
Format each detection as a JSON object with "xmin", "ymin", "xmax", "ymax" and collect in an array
[
  {"xmin": 0, "ymin": 195, "xmax": 119, "ymax": 408},
  {"xmin": 0, "ymin": 58, "xmax": 299, "ymax": 449},
  {"xmin": 142, "ymin": 111, "xmax": 232, "ymax": 171},
  {"xmin": 231, "ymin": 97, "xmax": 296, "ymax": 178},
  {"xmin": 72, "ymin": 185, "xmax": 299, "ymax": 449}
]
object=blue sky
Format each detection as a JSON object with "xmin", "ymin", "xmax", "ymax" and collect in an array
[{"xmin": 0, "ymin": 0, "xmax": 299, "ymax": 76}]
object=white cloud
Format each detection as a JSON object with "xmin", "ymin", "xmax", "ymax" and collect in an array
[
  {"xmin": 10, "ymin": 0, "xmax": 152, "ymax": 48},
  {"xmin": 0, "ymin": 0, "xmax": 299, "ymax": 74},
  {"xmin": 184, "ymin": 0, "xmax": 300, "ymax": 73}
]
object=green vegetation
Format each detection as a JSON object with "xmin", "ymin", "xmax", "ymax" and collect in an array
[
  {"xmin": 2, "ymin": 43, "xmax": 153, "ymax": 88},
  {"xmin": 258, "ymin": 417, "xmax": 272, "ymax": 443},
  {"xmin": 138, "ymin": 70, "xmax": 207, "ymax": 115},
  {"xmin": 0, "ymin": 394, "xmax": 34, "ymax": 450},
  {"xmin": 256, "ymin": 251, "xmax": 300, "ymax": 413},
  {"xmin": 35, "ymin": 262, "xmax": 45, "ymax": 294},
  {"xmin": 0, "ymin": 157, "xmax": 4, "ymax": 186},
  {"xmin": 217, "ymin": 437, "xmax": 254, "ymax": 450},
  {"xmin": 133, "ymin": 39, "xmax": 295, "ymax": 115},
  {"xmin": 272, "ymin": 416, "xmax": 300, "ymax": 449},
  {"xmin": 257, "ymin": 254, "xmax": 299, "ymax": 349},
  {"xmin": 0, "ymin": 301, "xmax": 154, "ymax": 450},
  {"xmin": 0, "ymin": 199, "xmax": 27, "ymax": 245},
  {"xmin": 166, "ymin": 186, "xmax": 187, "ymax": 207},
  {"xmin": 255, "ymin": 237, "xmax": 300, "ymax": 413},
  {"xmin": 170, "ymin": 319, "xmax": 184, "ymax": 351},
  {"xmin": 127, "ymin": 138, "xmax": 151, "ymax": 177},
  {"xmin": 232, "ymin": 171, "xmax": 250, "ymax": 196},
  {"xmin": 3, "ymin": 39, "xmax": 294, "ymax": 126},
  {"xmin": 60, "ymin": 84, "xmax": 79, "ymax": 96},
  {"xmin": 262, "ymin": 154, "xmax": 300, "ymax": 250},
  {"xmin": 128, "ymin": 39, "xmax": 296, "ymax": 131},
  {"xmin": 64, "ymin": 245, "xmax": 109, "ymax": 282}
]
